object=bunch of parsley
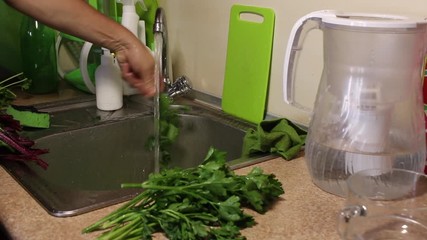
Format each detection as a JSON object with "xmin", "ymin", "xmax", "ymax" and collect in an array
[
  {"xmin": 83, "ymin": 148, "xmax": 284, "ymax": 240},
  {"xmin": 145, "ymin": 93, "xmax": 184, "ymax": 167}
]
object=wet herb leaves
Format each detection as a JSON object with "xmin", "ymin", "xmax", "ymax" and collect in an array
[{"xmin": 145, "ymin": 93, "xmax": 182, "ymax": 167}]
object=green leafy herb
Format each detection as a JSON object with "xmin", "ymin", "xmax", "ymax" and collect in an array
[
  {"xmin": 145, "ymin": 93, "xmax": 186, "ymax": 167},
  {"xmin": 83, "ymin": 148, "xmax": 284, "ymax": 240}
]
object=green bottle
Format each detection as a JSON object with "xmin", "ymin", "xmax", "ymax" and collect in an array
[{"xmin": 20, "ymin": 16, "xmax": 58, "ymax": 94}]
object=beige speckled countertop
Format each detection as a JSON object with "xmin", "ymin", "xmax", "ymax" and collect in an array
[{"xmin": 0, "ymin": 156, "xmax": 345, "ymax": 240}]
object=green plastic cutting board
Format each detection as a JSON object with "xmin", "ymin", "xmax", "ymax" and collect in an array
[{"xmin": 222, "ymin": 5, "xmax": 275, "ymax": 124}]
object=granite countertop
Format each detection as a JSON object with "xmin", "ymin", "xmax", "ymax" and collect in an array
[{"xmin": 0, "ymin": 156, "xmax": 345, "ymax": 240}]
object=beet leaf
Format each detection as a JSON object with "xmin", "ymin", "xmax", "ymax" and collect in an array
[{"xmin": 0, "ymin": 112, "xmax": 49, "ymax": 169}]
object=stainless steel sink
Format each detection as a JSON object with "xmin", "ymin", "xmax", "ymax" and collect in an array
[{"xmin": 1, "ymin": 95, "xmax": 274, "ymax": 217}]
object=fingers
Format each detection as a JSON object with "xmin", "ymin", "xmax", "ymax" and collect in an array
[
  {"xmin": 118, "ymin": 61, "xmax": 155, "ymax": 97},
  {"xmin": 114, "ymin": 42, "xmax": 157, "ymax": 97},
  {"xmin": 121, "ymin": 70, "xmax": 156, "ymax": 97}
]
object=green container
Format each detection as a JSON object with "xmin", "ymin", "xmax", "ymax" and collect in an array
[{"xmin": 20, "ymin": 16, "xmax": 59, "ymax": 94}]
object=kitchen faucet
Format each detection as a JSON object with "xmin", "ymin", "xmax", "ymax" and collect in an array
[{"xmin": 154, "ymin": 8, "xmax": 191, "ymax": 98}]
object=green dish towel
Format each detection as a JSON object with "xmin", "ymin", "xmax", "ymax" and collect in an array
[{"xmin": 242, "ymin": 118, "xmax": 307, "ymax": 160}]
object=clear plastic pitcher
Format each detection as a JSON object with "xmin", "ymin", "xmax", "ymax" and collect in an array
[{"xmin": 283, "ymin": 10, "xmax": 427, "ymax": 197}]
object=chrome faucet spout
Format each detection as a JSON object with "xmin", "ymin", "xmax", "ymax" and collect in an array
[
  {"xmin": 154, "ymin": 8, "xmax": 166, "ymax": 34},
  {"xmin": 154, "ymin": 8, "xmax": 170, "ymax": 86},
  {"xmin": 153, "ymin": 8, "xmax": 191, "ymax": 98}
]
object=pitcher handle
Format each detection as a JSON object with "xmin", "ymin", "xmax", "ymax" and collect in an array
[{"xmin": 282, "ymin": 10, "xmax": 336, "ymax": 112}]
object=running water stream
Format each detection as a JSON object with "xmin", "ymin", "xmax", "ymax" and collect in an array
[{"xmin": 153, "ymin": 33, "xmax": 163, "ymax": 173}]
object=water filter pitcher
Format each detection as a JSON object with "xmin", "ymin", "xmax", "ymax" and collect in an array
[{"xmin": 283, "ymin": 10, "xmax": 427, "ymax": 197}]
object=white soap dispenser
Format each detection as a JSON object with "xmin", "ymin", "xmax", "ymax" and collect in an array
[
  {"xmin": 117, "ymin": 0, "xmax": 148, "ymax": 95},
  {"xmin": 95, "ymin": 48, "xmax": 123, "ymax": 111}
]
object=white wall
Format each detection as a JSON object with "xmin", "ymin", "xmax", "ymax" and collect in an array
[{"xmin": 159, "ymin": 0, "xmax": 427, "ymax": 126}]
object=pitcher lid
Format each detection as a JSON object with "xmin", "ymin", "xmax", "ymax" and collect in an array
[{"xmin": 321, "ymin": 10, "xmax": 427, "ymax": 28}]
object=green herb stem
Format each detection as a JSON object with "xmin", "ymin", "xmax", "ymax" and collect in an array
[{"xmin": 0, "ymin": 78, "xmax": 28, "ymax": 92}]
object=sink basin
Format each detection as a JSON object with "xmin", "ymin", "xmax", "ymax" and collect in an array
[{"xmin": 1, "ymin": 96, "xmax": 274, "ymax": 217}]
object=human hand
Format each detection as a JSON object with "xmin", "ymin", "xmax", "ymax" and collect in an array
[{"xmin": 115, "ymin": 40, "xmax": 156, "ymax": 97}]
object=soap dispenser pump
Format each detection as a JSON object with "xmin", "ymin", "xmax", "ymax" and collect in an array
[{"xmin": 95, "ymin": 48, "xmax": 123, "ymax": 111}]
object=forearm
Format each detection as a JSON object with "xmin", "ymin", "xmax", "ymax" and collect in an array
[
  {"xmin": 5, "ymin": 0, "xmax": 138, "ymax": 52},
  {"xmin": 6, "ymin": 0, "xmax": 156, "ymax": 96}
]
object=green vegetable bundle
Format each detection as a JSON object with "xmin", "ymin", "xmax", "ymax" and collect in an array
[
  {"xmin": 145, "ymin": 93, "xmax": 182, "ymax": 167},
  {"xmin": 83, "ymin": 148, "xmax": 284, "ymax": 240}
]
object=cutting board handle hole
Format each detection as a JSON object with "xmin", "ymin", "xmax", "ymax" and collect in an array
[{"xmin": 239, "ymin": 12, "xmax": 264, "ymax": 23}]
